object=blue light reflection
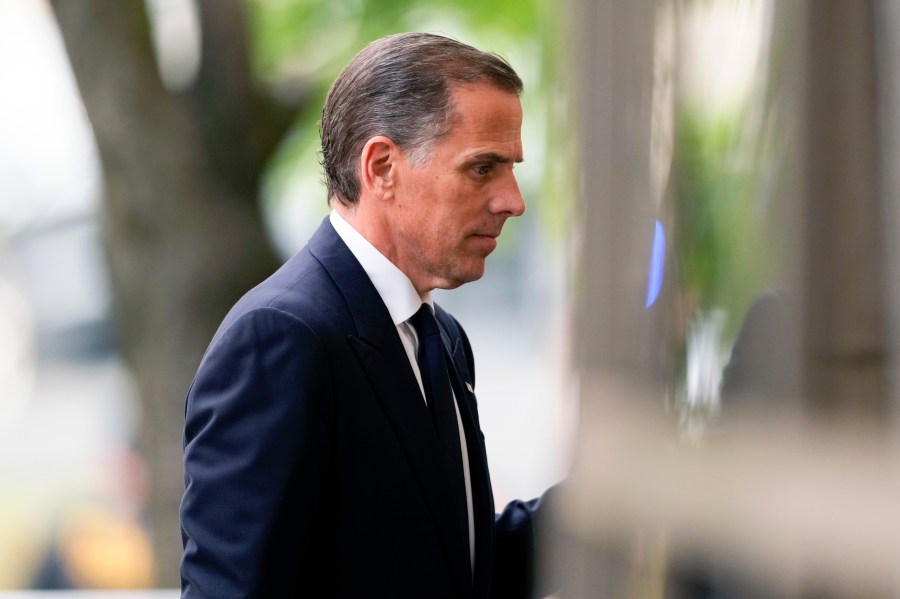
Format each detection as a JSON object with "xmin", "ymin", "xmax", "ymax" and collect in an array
[{"xmin": 644, "ymin": 219, "xmax": 666, "ymax": 309}]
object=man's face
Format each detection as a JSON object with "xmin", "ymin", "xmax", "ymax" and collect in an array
[{"xmin": 389, "ymin": 83, "xmax": 525, "ymax": 293}]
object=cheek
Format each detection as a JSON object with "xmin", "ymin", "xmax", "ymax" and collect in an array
[
  {"xmin": 418, "ymin": 215, "xmax": 462, "ymax": 258},
  {"xmin": 400, "ymin": 178, "xmax": 471, "ymax": 247}
]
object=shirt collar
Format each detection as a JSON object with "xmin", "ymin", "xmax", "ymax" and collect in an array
[{"xmin": 330, "ymin": 210, "xmax": 431, "ymax": 325}]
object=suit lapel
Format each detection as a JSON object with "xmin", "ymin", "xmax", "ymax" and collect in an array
[
  {"xmin": 308, "ymin": 220, "xmax": 472, "ymax": 598},
  {"xmin": 442, "ymin": 330, "xmax": 495, "ymax": 599}
]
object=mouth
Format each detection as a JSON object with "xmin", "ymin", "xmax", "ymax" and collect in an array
[
  {"xmin": 469, "ymin": 226, "xmax": 503, "ymax": 240},
  {"xmin": 468, "ymin": 231, "xmax": 500, "ymax": 253}
]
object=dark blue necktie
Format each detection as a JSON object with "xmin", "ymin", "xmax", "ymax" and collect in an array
[{"xmin": 410, "ymin": 304, "xmax": 467, "ymax": 506}]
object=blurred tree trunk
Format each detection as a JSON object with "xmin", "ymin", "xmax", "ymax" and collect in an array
[{"xmin": 50, "ymin": 0, "xmax": 294, "ymax": 586}]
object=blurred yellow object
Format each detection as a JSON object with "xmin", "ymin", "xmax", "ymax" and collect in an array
[
  {"xmin": 59, "ymin": 508, "xmax": 154, "ymax": 589},
  {"xmin": 0, "ymin": 501, "xmax": 44, "ymax": 589}
]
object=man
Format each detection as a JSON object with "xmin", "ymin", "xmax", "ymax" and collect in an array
[{"xmin": 180, "ymin": 32, "xmax": 544, "ymax": 598}]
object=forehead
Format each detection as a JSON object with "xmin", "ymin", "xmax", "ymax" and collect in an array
[{"xmin": 441, "ymin": 83, "xmax": 524, "ymax": 158}]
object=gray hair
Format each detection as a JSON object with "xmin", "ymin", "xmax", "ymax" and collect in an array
[{"xmin": 319, "ymin": 32, "xmax": 523, "ymax": 206}]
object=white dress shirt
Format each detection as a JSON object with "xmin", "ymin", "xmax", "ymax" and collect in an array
[{"xmin": 329, "ymin": 211, "xmax": 476, "ymax": 571}]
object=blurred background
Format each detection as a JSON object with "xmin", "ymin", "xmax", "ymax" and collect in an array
[
  {"xmin": 0, "ymin": 0, "xmax": 572, "ymax": 591},
  {"xmin": 2, "ymin": 0, "xmax": 900, "ymax": 597}
]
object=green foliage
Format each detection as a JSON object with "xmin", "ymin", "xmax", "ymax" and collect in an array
[
  {"xmin": 247, "ymin": 0, "xmax": 543, "ymax": 81},
  {"xmin": 673, "ymin": 105, "xmax": 774, "ymax": 342}
]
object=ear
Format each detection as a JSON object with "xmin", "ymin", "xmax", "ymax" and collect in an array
[{"xmin": 359, "ymin": 136, "xmax": 399, "ymax": 201}]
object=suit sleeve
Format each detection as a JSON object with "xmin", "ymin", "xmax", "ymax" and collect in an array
[
  {"xmin": 180, "ymin": 307, "xmax": 333, "ymax": 598},
  {"xmin": 492, "ymin": 488, "xmax": 559, "ymax": 599}
]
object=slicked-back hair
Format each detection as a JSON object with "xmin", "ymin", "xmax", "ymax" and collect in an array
[{"xmin": 319, "ymin": 32, "xmax": 524, "ymax": 206}]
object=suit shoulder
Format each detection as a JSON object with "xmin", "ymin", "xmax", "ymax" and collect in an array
[
  {"xmin": 227, "ymin": 249, "xmax": 343, "ymax": 323},
  {"xmin": 204, "ymin": 250, "xmax": 349, "ymax": 356}
]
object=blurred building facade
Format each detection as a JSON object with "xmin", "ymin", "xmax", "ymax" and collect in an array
[{"xmin": 554, "ymin": 0, "xmax": 900, "ymax": 597}]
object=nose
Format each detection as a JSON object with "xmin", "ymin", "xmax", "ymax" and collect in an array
[{"xmin": 492, "ymin": 172, "xmax": 526, "ymax": 217}]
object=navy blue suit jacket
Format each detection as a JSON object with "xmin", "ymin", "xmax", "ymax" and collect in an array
[{"xmin": 180, "ymin": 219, "xmax": 541, "ymax": 598}]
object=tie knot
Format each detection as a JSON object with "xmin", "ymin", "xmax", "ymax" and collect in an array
[{"xmin": 410, "ymin": 303, "xmax": 440, "ymax": 339}]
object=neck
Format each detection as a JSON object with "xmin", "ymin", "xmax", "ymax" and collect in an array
[
  {"xmin": 334, "ymin": 201, "xmax": 382, "ymax": 253},
  {"xmin": 334, "ymin": 202, "xmax": 431, "ymax": 299}
]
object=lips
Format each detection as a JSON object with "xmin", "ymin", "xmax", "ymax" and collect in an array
[
  {"xmin": 469, "ymin": 226, "xmax": 503, "ymax": 240},
  {"xmin": 468, "ymin": 232, "xmax": 499, "ymax": 253}
]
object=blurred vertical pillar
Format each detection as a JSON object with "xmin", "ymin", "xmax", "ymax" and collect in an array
[
  {"xmin": 875, "ymin": 0, "xmax": 900, "ymax": 431},
  {"xmin": 559, "ymin": 0, "xmax": 667, "ymax": 596},
  {"xmin": 571, "ymin": 0, "xmax": 662, "ymax": 384},
  {"xmin": 798, "ymin": 0, "xmax": 889, "ymax": 422}
]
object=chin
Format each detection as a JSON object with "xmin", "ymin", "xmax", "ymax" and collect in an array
[
  {"xmin": 435, "ymin": 269, "xmax": 485, "ymax": 291},
  {"xmin": 431, "ymin": 258, "xmax": 487, "ymax": 290},
  {"xmin": 456, "ymin": 267, "xmax": 486, "ymax": 286}
]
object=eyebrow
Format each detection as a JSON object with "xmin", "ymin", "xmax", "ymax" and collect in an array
[{"xmin": 470, "ymin": 152, "xmax": 524, "ymax": 164}]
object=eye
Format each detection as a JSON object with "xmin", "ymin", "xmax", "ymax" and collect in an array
[{"xmin": 473, "ymin": 164, "xmax": 492, "ymax": 176}]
